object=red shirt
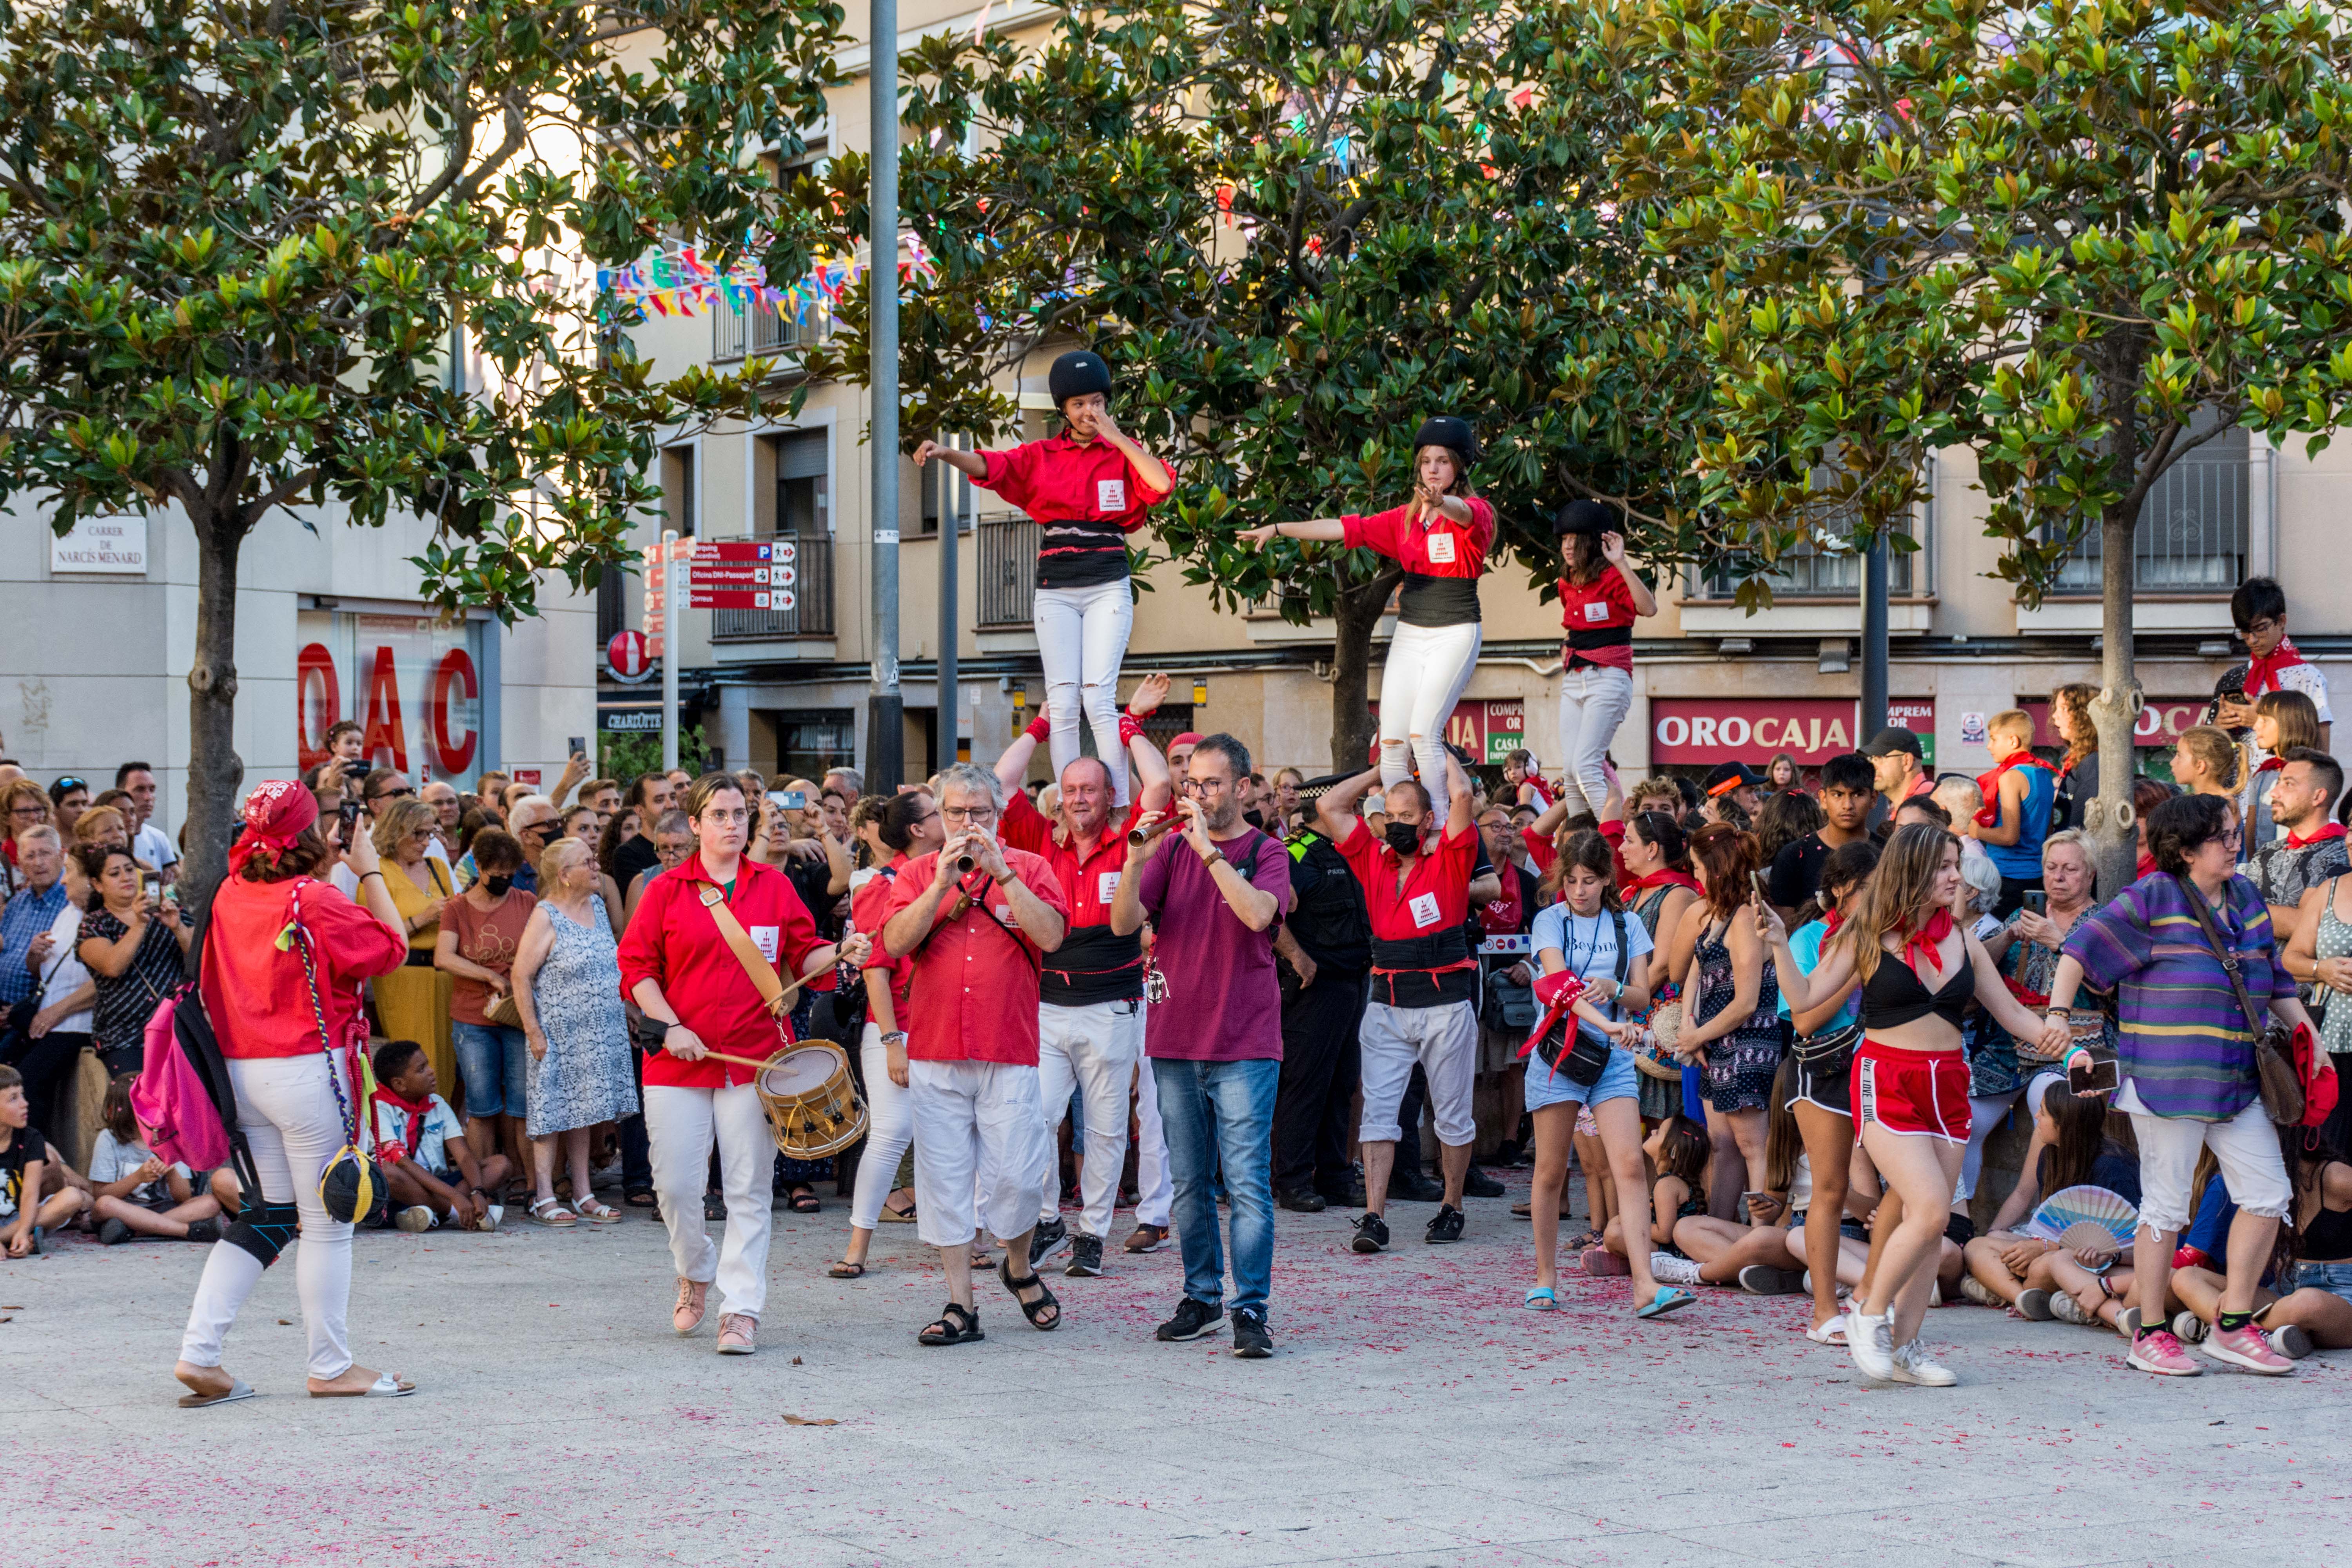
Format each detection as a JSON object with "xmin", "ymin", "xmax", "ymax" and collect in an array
[
  {"xmin": 1522, "ymin": 825, "xmax": 1558, "ymax": 875},
  {"xmin": 1556, "ymin": 566, "xmax": 1639, "ymax": 672},
  {"xmin": 883, "ymin": 848, "xmax": 1070, "ymax": 1065},
  {"xmin": 975, "ymin": 436, "xmax": 1170, "ymax": 590},
  {"xmin": 201, "ymin": 874, "xmax": 406, "ymax": 1060},
  {"xmin": 849, "ymin": 861, "xmax": 913, "ymax": 1014},
  {"xmin": 1334, "ymin": 819, "xmax": 1480, "ymax": 943},
  {"xmin": 616, "ymin": 854, "xmax": 826, "ymax": 1089},
  {"xmin": 1340, "ymin": 497, "xmax": 1497, "ymax": 579},
  {"xmin": 1000, "ymin": 792, "xmax": 1148, "ymax": 1004}
]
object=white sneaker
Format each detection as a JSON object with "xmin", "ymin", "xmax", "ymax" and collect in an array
[
  {"xmin": 394, "ymin": 1205, "xmax": 435, "ymax": 1232},
  {"xmin": 1890, "ymin": 1338, "xmax": 1958, "ymax": 1386},
  {"xmin": 484, "ymin": 1205, "xmax": 504, "ymax": 1232},
  {"xmin": 1848, "ymin": 1309, "xmax": 1895, "ymax": 1380},
  {"xmin": 1649, "ymin": 1253, "xmax": 1704, "ymax": 1286}
]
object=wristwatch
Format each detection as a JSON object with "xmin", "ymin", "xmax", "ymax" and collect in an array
[
  {"xmin": 879, "ymin": 1030, "xmax": 907, "ymax": 1048},
  {"xmin": 1205, "ymin": 849, "xmax": 1227, "ymax": 868},
  {"xmin": 991, "ymin": 867, "xmax": 1017, "ymax": 887}
]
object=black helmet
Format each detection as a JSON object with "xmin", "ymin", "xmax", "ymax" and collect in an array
[
  {"xmin": 1410, "ymin": 416, "xmax": 1480, "ymax": 467},
  {"xmin": 1555, "ymin": 499, "xmax": 1617, "ymax": 537},
  {"xmin": 1048, "ymin": 350, "xmax": 1113, "ymax": 407}
]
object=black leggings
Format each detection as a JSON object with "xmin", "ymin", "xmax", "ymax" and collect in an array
[{"xmin": 13, "ymin": 1031, "xmax": 89, "ymax": 1143}]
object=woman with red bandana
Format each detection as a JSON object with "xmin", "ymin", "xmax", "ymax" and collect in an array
[
  {"xmin": 1768, "ymin": 824, "xmax": 2054, "ymax": 1387},
  {"xmin": 174, "ymin": 780, "xmax": 411, "ymax": 1407}
]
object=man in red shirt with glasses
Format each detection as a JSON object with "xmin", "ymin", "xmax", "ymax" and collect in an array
[{"xmin": 881, "ymin": 764, "xmax": 1070, "ymax": 1348}]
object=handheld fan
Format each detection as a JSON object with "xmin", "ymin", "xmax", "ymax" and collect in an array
[{"xmin": 2025, "ymin": 1185, "xmax": 2139, "ymax": 1250}]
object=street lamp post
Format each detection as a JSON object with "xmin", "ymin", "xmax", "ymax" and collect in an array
[
  {"xmin": 865, "ymin": 0, "xmax": 905, "ymax": 789},
  {"xmin": 1861, "ymin": 532, "xmax": 1889, "ymax": 739}
]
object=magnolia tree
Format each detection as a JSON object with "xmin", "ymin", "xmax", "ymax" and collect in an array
[
  {"xmin": 0, "ymin": 0, "xmax": 851, "ymax": 922},
  {"xmin": 1615, "ymin": 0, "xmax": 2352, "ymax": 891},
  {"xmin": 836, "ymin": 0, "xmax": 1720, "ymax": 773}
]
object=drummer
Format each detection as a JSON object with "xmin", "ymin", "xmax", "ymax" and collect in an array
[
  {"xmin": 617, "ymin": 773, "xmax": 869, "ymax": 1357},
  {"xmin": 880, "ymin": 763, "xmax": 1071, "ymax": 1346}
]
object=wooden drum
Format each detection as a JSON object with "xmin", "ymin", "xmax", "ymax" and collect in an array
[{"xmin": 754, "ymin": 1040, "xmax": 868, "ymax": 1159}]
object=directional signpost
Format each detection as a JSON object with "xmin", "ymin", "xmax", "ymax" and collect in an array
[{"xmin": 686, "ymin": 538, "xmax": 797, "ymax": 610}]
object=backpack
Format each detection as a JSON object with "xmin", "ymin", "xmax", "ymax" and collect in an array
[{"xmin": 130, "ymin": 905, "xmax": 254, "ymax": 1189}]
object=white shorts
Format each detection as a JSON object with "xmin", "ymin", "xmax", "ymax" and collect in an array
[
  {"xmin": 907, "ymin": 1059, "xmax": 1049, "ymax": 1249},
  {"xmin": 1357, "ymin": 1000, "xmax": 1479, "ymax": 1146}
]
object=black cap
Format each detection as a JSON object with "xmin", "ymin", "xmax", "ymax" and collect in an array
[
  {"xmin": 1411, "ymin": 416, "xmax": 1479, "ymax": 466},
  {"xmin": 1293, "ymin": 771, "xmax": 1351, "ymax": 805},
  {"xmin": 1048, "ymin": 350, "xmax": 1112, "ymax": 407},
  {"xmin": 1861, "ymin": 726, "xmax": 1925, "ymax": 760},
  {"xmin": 1555, "ymin": 499, "xmax": 1616, "ymax": 537},
  {"xmin": 1702, "ymin": 761, "xmax": 1768, "ymax": 797}
]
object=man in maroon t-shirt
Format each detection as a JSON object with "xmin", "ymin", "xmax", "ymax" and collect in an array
[
  {"xmin": 993, "ymin": 674, "xmax": 1175, "ymax": 1275},
  {"xmin": 1317, "ymin": 751, "xmax": 1480, "ymax": 1253}
]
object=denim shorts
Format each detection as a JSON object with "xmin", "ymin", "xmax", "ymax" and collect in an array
[
  {"xmin": 453, "ymin": 1021, "xmax": 531, "ymax": 1120},
  {"xmin": 2287, "ymin": 1260, "xmax": 2352, "ymax": 1303},
  {"xmin": 1524, "ymin": 1039, "xmax": 1640, "ymax": 1114}
]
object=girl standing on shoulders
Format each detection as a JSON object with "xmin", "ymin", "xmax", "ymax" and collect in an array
[
  {"xmin": 914, "ymin": 351, "xmax": 1172, "ymax": 807},
  {"xmin": 1552, "ymin": 501, "xmax": 1657, "ymax": 820},
  {"xmin": 1768, "ymin": 824, "xmax": 2054, "ymax": 1387},
  {"xmin": 1240, "ymin": 417, "xmax": 1494, "ymax": 818}
]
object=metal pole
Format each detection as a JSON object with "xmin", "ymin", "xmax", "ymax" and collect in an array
[
  {"xmin": 1861, "ymin": 531, "xmax": 1889, "ymax": 738},
  {"xmin": 938, "ymin": 442, "xmax": 959, "ymax": 767},
  {"xmin": 865, "ymin": 0, "xmax": 904, "ymax": 790},
  {"xmin": 661, "ymin": 526, "xmax": 680, "ymax": 773}
]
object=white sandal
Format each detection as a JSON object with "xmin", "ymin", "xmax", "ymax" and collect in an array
[
  {"xmin": 572, "ymin": 1196, "xmax": 620, "ymax": 1225},
  {"xmin": 1806, "ymin": 1314, "xmax": 1849, "ymax": 1346},
  {"xmin": 529, "ymin": 1197, "xmax": 577, "ymax": 1228}
]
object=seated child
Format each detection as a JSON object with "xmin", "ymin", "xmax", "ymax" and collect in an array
[
  {"xmin": 2167, "ymin": 1131, "xmax": 2352, "ymax": 1359},
  {"xmin": 1962, "ymin": 1077, "xmax": 2138, "ymax": 1319},
  {"xmin": 1592, "ymin": 1115, "xmax": 1709, "ymax": 1279},
  {"xmin": 0, "ymin": 1064, "xmax": 86, "ymax": 1254},
  {"xmin": 368, "ymin": 1039, "xmax": 510, "ymax": 1232},
  {"xmin": 1672, "ymin": 1058, "xmax": 1808, "ymax": 1293},
  {"xmin": 89, "ymin": 1073, "xmax": 225, "ymax": 1245}
]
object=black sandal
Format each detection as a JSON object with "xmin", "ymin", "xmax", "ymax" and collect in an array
[
  {"xmin": 917, "ymin": 1301, "xmax": 984, "ymax": 1346},
  {"xmin": 788, "ymin": 1187, "xmax": 822, "ymax": 1214},
  {"xmin": 623, "ymin": 1188, "xmax": 657, "ymax": 1209},
  {"xmin": 998, "ymin": 1256, "xmax": 1062, "ymax": 1331},
  {"xmin": 828, "ymin": 1259, "xmax": 866, "ymax": 1279}
]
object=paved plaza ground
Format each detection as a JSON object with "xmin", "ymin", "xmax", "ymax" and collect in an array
[{"xmin": 4, "ymin": 1170, "xmax": 2347, "ymax": 1567}]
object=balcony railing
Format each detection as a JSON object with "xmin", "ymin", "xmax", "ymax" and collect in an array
[
  {"xmin": 711, "ymin": 294, "xmax": 820, "ymax": 363},
  {"xmin": 709, "ymin": 535, "xmax": 835, "ymax": 641},
  {"xmin": 2048, "ymin": 458, "xmax": 2248, "ymax": 592},
  {"xmin": 978, "ymin": 515, "xmax": 1039, "ymax": 628},
  {"xmin": 1705, "ymin": 537, "xmax": 1916, "ymax": 599}
]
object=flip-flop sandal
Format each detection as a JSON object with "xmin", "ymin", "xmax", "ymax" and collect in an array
[
  {"xmin": 1566, "ymin": 1229, "xmax": 1602, "ymax": 1250},
  {"xmin": 1511, "ymin": 1201, "xmax": 1533, "ymax": 1219},
  {"xmin": 879, "ymin": 1198, "xmax": 917, "ymax": 1223},
  {"xmin": 178, "ymin": 1377, "xmax": 256, "ymax": 1409},
  {"xmin": 788, "ymin": 1189, "xmax": 822, "ymax": 1214},
  {"xmin": 1636, "ymin": 1287, "xmax": 1697, "ymax": 1320},
  {"xmin": 1806, "ymin": 1315, "xmax": 1849, "ymax": 1346},
  {"xmin": 828, "ymin": 1259, "xmax": 867, "ymax": 1279},
  {"xmin": 623, "ymin": 1189, "xmax": 657, "ymax": 1209},
  {"xmin": 1524, "ymin": 1285, "xmax": 1559, "ymax": 1311},
  {"xmin": 310, "ymin": 1372, "xmax": 416, "ymax": 1398}
]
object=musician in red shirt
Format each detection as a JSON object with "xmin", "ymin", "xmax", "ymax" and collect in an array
[
  {"xmin": 617, "ymin": 775, "xmax": 869, "ymax": 1356},
  {"xmin": 993, "ymin": 674, "xmax": 1176, "ymax": 1274},
  {"xmin": 1240, "ymin": 416, "xmax": 1493, "ymax": 817},
  {"xmin": 881, "ymin": 764, "xmax": 1071, "ymax": 1347},
  {"xmin": 1553, "ymin": 500, "xmax": 1657, "ymax": 820},
  {"xmin": 913, "ymin": 351, "xmax": 1173, "ymax": 806},
  {"xmin": 1314, "ymin": 750, "xmax": 1483, "ymax": 1252}
]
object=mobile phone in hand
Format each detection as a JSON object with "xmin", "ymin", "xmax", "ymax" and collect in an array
[
  {"xmin": 2069, "ymin": 1053, "xmax": 2119, "ymax": 1096},
  {"xmin": 1750, "ymin": 869, "xmax": 1772, "ymax": 904},
  {"xmin": 2022, "ymin": 889, "xmax": 2048, "ymax": 916},
  {"xmin": 338, "ymin": 799, "xmax": 363, "ymax": 846},
  {"xmin": 769, "ymin": 789, "xmax": 808, "ymax": 811}
]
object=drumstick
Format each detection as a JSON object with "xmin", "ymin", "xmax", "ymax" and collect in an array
[{"xmin": 697, "ymin": 1049, "xmax": 784, "ymax": 1071}]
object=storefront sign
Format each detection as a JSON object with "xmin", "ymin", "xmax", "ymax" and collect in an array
[
  {"xmin": 296, "ymin": 610, "xmax": 481, "ymax": 782},
  {"xmin": 603, "ymin": 710, "xmax": 663, "ymax": 732},
  {"xmin": 1886, "ymin": 700, "xmax": 1936, "ymax": 767},
  {"xmin": 2022, "ymin": 697, "xmax": 2210, "ymax": 750},
  {"xmin": 1651, "ymin": 699, "xmax": 1936, "ymax": 766},
  {"xmin": 1368, "ymin": 699, "xmax": 1527, "ymax": 765},
  {"xmin": 49, "ymin": 514, "xmax": 148, "ymax": 575}
]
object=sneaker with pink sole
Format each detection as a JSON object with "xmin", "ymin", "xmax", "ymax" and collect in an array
[
  {"xmin": 1581, "ymin": 1245, "xmax": 1630, "ymax": 1278},
  {"xmin": 2125, "ymin": 1329, "xmax": 2203, "ymax": 1376},
  {"xmin": 2201, "ymin": 1322, "xmax": 2293, "ymax": 1375}
]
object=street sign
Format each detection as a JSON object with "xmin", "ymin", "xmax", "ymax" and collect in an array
[
  {"xmin": 688, "ymin": 564, "xmax": 780, "ymax": 584},
  {"xmin": 686, "ymin": 539, "xmax": 798, "ymax": 563},
  {"xmin": 607, "ymin": 630, "xmax": 650, "ymax": 679},
  {"xmin": 687, "ymin": 589, "xmax": 797, "ymax": 611}
]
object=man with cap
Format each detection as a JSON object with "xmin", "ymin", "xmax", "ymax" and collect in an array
[
  {"xmin": 1862, "ymin": 726, "xmax": 1934, "ymax": 827},
  {"xmin": 1553, "ymin": 499, "xmax": 1657, "ymax": 819},
  {"xmin": 1240, "ymin": 416, "xmax": 1495, "ymax": 818},
  {"xmin": 1165, "ymin": 732, "xmax": 1201, "ymax": 790},
  {"xmin": 1270, "ymin": 773, "xmax": 1374, "ymax": 1212},
  {"xmin": 1701, "ymin": 760, "xmax": 1768, "ymax": 822},
  {"xmin": 914, "ymin": 350, "xmax": 1173, "ymax": 806}
]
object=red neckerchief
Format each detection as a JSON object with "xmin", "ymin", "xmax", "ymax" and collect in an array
[
  {"xmin": 2245, "ymin": 637, "xmax": 2312, "ymax": 699},
  {"xmin": 1899, "ymin": 907, "xmax": 1956, "ymax": 982},
  {"xmin": 2257, "ymin": 756, "xmax": 2287, "ymax": 775},
  {"xmin": 1973, "ymin": 750, "xmax": 2053, "ymax": 829},
  {"xmin": 1820, "ymin": 908, "xmax": 1845, "ymax": 938},
  {"xmin": 369, "ymin": 1085, "xmax": 434, "ymax": 1163},
  {"xmin": 2288, "ymin": 822, "xmax": 2349, "ymax": 851},
  {"xmin": 2137, "ymin": 849, "xmax": 2157, "ymax": 880},
  {"xmin": 1621, "ymin": 867, "xmax": 1700, "ymax": 902}
]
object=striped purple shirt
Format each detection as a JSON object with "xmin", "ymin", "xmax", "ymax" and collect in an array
[{"xmin": 2063, "ymin": 872, "xmax": 2284, "ymax": 1122}]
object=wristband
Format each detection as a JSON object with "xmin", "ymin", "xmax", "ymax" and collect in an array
[
  {"xmin": 879, "ymin": 1030, "xmax": 907, "ymax": 1048},
  {"xmin": 1118, "ymin": 711, "xmax": 1145, "ymax": 747},
  {"xmin": 1024, "ymin": 712, "xmax": 1052, "ymax": 744}
]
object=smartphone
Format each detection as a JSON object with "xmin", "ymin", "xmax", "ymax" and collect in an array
[
  {"xmin": 140, "ymin": 872, "xmax": 161, "ymax": 902},
  {"xmin": 2069, "ymin": 1052, "xmax": 2120, "ymax": 1096},
  {"xmin": 568, "ymin": 737, "xmax": 587, "ymax": 759},
  {"xmin": 338, "ymin": 798, "xmax": 363, "ymax": 846},
  {"xmin": 769, "ymin": 789, "xmax": 808, "ymax": 811},
  {"xmin": 2022, "ymin": 889, "xmax": 2049, "ymax": 916},
  {"xmin": 1750, "ymin": 869, "xmax": 1773, "ymax": 904}
]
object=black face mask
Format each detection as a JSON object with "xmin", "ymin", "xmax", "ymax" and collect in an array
[
  {"xmin": 1384, "ymin": 821, "xmax": 1424, "ymax": 856},
  {"xmin": 483, "ymin": 874, "xmax": 514, "ymax": 896}
]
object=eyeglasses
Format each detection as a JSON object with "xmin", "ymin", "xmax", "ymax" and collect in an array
[
  {"xmin": 699, "ymin": 808, "xmax": 751, "ymax": 826},
  {"xmin": 939, "ymin": 804, "xmax": 997, "ymax": 823},
  {"xmin": 9, "ymin": 804, "xmax": 46, "ymax": 820},
  {"xmin": 1181, "ymin": 777, "xmax": 1231, "ymax": 794},
  {"xmin": 369, "ymin": 786, "xmax": 415, "ymax": 802}
]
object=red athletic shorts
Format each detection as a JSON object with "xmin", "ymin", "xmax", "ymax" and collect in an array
[{"xmin": 1851, "ymin": 1040, "xmax": 1971, "ymax": 1142}]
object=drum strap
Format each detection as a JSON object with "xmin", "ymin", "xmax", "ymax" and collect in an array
[{"xmin": 697, "ymin": 885, "xmax": 800, "ymax": 1032}]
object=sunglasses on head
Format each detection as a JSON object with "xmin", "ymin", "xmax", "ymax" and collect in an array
[{"xmin": 53, "ymin": 777, "xmax": 87, "ymax": 793}]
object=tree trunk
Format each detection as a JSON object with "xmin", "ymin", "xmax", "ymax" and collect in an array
[
  {"xmin": 2087, "ymin": 500, "xmax": 2141, "ymax": 904},
  {"xmin": 180, "ymin": 502, "xmax": 249, "ymax": 963},
  {"xmin": 1328, "ymin": 570, "xmax": 1399, "ymax": 775}
]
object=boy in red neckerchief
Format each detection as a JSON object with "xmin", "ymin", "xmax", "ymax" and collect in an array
[{"xmin": 2217, "ymin": 577, "xmax": 2331, "ymax": 761}]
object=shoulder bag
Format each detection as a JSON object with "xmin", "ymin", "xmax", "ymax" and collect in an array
[
  {"xmin": 1533, "ymin": 908, "xmax": 1629, "ymax": 1087},
  {"xmin": 287, "ymin": 886, "xmax": 388, "ymax": 1225},
  {"xmin": 2175, "ymin": 873, "xmax": 2305, "ymax": 1127}
]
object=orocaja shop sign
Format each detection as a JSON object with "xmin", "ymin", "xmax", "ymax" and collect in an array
[{"xmin": 1650, "ymin": 699, "xmax": 1933, "ymax": 766}]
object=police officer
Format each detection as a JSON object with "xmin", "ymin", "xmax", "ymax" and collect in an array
[{"xmin": 1269, "ymin": 776, "xmax": 1372, "ymax": 1212}]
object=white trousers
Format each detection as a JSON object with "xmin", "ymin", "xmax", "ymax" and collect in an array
[
  {"xmin": 909, "ymin": 1059, "xmax": 1049, "ymax": 1249},
  {"xmin": 850, "ymin": 1022, "xmax": 917, "ymax": 1232},
  {"xmin": 1555, "ymin": 664, "xmax": 1635, "ymax": 819},
  {"xmin": 1133, "ymin": 1040, "xmax": 1172, "ymax": 1227},
  {"xmin": 645, "ymin": 1082, "xmax": 774, "ymax": 1319},
  {"xmin": 180, "ymin": 1052, "xmax": 358, "ymax": 1381},
  {"xmin": 2125, "ymin": 1093, "xmax": 2293, "ymax": 1233},
  {"xmin": 1034, "ymin": 581, "xmax": 1135, "ymax": 804},
  {"xmin": 1358, "ymin": 1000, "xmax": 1480, "ymax": 1145},
  {"xmin": 1379, "ymin": 620, "xmax": 1483, "ymax": 814},
  {"xmin": 1035, "ymin": 999, "xmax": 1145, "ymax": 1238}
]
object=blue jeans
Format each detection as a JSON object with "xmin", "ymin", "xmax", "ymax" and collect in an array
[
  {"xmin": 453, "ymin": 1021, "xmax": 530, "ymax": 1120},
  {"xmin": 1151, "ymin": 1056, "xmax": 1278, "ymax": 1316}
]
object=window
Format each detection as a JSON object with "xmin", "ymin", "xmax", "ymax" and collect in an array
[
  {"xmin": 919, "ymin": 437, "xmax": 973, "ymax": 535},
  {"xmin": 768, "ymin": 430, "xmax": 828, "ymax": 539},
  {"xmin": 661, "ymin": 446, "xmax": 695, "ymax": 537},
  {"xmin": 2047, "ymin": 425, "xmax": 2249, "ymax": 593},
  {"xmin": 768, "ymin": 710, "xmax": 857, "ymax": 784},
  {"xmin": 1704, "ymin": 504, "xmax": 1927, "ymax": 598}
]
